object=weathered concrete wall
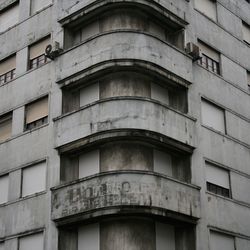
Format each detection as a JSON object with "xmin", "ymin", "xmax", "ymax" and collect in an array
[
  {"xmin": 100, "ymin": 219, "xmax": 156, "ymax": 250},
  {"xmin": 51, "ymin": 172, "xmax": 201, "ymax": 221},
  {"xmin": 100, "ymin": 142, "xmax": 153, "ymax": 171},
  {"xmin": 54, "ymin": 99, "xmax": 196, "ymax": 148}
]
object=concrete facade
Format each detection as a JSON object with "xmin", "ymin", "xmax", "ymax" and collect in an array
[{"xmin": 0, "ymin": 0, "xmax": 250, "ymax": 250}]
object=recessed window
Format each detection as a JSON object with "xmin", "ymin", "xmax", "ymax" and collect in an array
[
  {"xmin": 247, "ymin": 71, "xmax": 250, "ymax": 91},
  {"xmin": 30, "ymin": 0, "xmax": 52, "ymax": 15},
  {"xmin": 198, "ymin": 41, "xmax": 220, "ymax": 74},
  {"xmin": 79, "ymin": 150, "xmax": 99, "ymax": 178},
  {"xmin": 156, "ymin": 222, "xmax": 175, "ymax": 250},
  {"xmin": 21, "ymin": 161, "xmax": 46, "ymax": 197},
  {"xmin": 194, "ymin": 0, "xmax": 217, "ymax": 21},
  {"xmin": 201, "ymin": 99, "xmax": 225, "ymax": 133},
  {"xmin": 19, "ymin": 232, "xmax": 44, "ymax": 250},
  {"xmin": 210, "ymin": 231, "xmax": 235, "ymax": 250},
  {"xmin": 0, "ymin": 112, "xmax": 12, "ymax": 142},
  {"xmin": 206, "ymin": 162, "xmax": 230, "ymax": 198},
  {"xmin": 0, "ymin": 3, "xmax": 19, "ymax": 33},
  {"xmin": 242, "ymin": 21, "xmax": 250, "ymax": 45},
  {"xmin": 0, "ymin": 174, "xmax": 9, "ymax": 204},
  {"xmin": 28, "ymin": 36, "xmax": 50, "ymax": 70},
  {"xmin": 0, "ymin": 55, "xmax": 16, "ymax": 85},
  {"xmin": 25, "ymin": 96, "xmax": 48, "ymax": 130}
]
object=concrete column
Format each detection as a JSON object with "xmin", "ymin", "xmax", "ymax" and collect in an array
[
  {"xmin": 12, "ymin": 106, "xmax": 25, "ymax": 136},
  {"xmin": 100, "ymin": 218, "xmax": 156, "ymax": 250},
  {"xmin": 16, "ymin": 47, "xmax": 28, "ymax": 76},
  {"xmin": 8, "ymin": 169, "xmax": 21, "ymax": 201}
]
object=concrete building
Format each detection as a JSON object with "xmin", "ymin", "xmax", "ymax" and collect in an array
[{"xmin": 0, "ymin": 0, "xmax": 250, "ymax": 249}]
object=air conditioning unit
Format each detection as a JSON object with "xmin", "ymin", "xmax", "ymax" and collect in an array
[
  {"xmin": 45, "ymin": 42, "xmax": 63, "ymax": 60},
  {"xmin": 186, "ymin": 42, "xmax": 202, "ymax": 61}
]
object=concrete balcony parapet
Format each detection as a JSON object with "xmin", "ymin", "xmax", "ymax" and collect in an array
[
  {"xmin": 54, "ymin": 97, "xmax": 196, "ymax": 149},
  {"xmin": 51, "ymin": 171, "xmax": 201, "ymax": 225}
]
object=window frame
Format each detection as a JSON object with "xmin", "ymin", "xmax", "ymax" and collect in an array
[
  {"xmin": 205, "ymin": 161, "xmax": 232, "ymax": 199},
  {"xmin": 0, "ymin": 112, "xmax": 12, "ymax": 142},
  {"xmin": 0, "ymin": 54, "xmax": 16, "ymax": 86},
  {"xmin": 24, "ymin": 96, "xmax": 49, "ymax": 131}
]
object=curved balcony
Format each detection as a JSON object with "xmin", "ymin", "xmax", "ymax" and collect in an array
[
  {"xmin": 54, "ymin": 98, "xmax": 196, "ymax": 148},
  {"xmin": 51, "ymin": 171, "xmax": 201, "ymax": 224},
  {"xmin": 56, "ymin": 31, "xmax": 193, "ymax": 84}
]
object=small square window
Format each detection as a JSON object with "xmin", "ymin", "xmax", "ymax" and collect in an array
[
  {"xmin": 28, "ymin": 37, "xmax": 50, "ymax": 70},
  {"xmin": 22, "ymin": 162, "xmax": 46, "ymax": 197},
  {"xmin": 206, "ymin": 162, "xmax": 230, "ymax": 198},
  {"xmin": 25, "ymin": 96, "xmax": 48, "ymax": 130},
  {"xmin": 0, "ymin": 112, "xmax": 12, "ymax": 142}
]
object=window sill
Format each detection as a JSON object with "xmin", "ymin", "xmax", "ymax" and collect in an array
[{"xmin": 0, "ymin": 190, "xmax": 46, "ymax": 208}]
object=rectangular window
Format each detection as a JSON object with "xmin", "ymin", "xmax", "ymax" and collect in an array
[
  {"xmin": 30, "ymin": 0, "xmax": 52, "ymax": 15},
  {"xmin": 247, "ymin": 71, "xmax": 250, "ymax": 91},
  {"xmin": 78, "ymin": 224, "xmax": 99, "ymax": 250},
  {"xmin": 206, "ymin": 162, "xmax": 230, "ymax": 198},
  {"xmin": 194, "ymin": 0, "xmax": 217, "ymax": 22},
  {"xmin": 0, "ymin": 55, "xmax": 16, "ymax": 85},
  {"xmin": 154, "ymin": 150, "xmax": 172, "ymax": 177},
  {"xmin": 0, "ymin": 175, "xmax": 9, "ymax": 204},
  {"xmin": 25, "ymin": 96, "xmax": 48, "ymax": 130},
  {"xmin": 242, "ymin": 22, "xmax": 250, "ymax": 45},
  {"xmin": 0, "ymin": 3, "xmax": 19, "ymax": 33},
  {"xmin": 79, "ymin": 150, "xmax": 99, "ymax": 178},
  {"xmin": 0, "ymin": 112, "xmax": 12, "ymax": 142},
  {"xmin": 201, "ymin": 99, "xmax": 225, "ymax": 133},
  {"xmin": 198, "ymin": 41, "xmax": 220, "ymax": 74},
  {"xmin": 22, "ymin": 162, "xmax": 46, "ymax": 197},
  {"xmin": 19, "ymin": 232, "xmax": 44, "ymax": 250},
  {"xmin": 79, "ymin": 83, "xmax": 99, "ymax": 107},
  {"xmin": 210, "ymin": 231, "xmax": 235, "ymax": 250},
  {"xmin": 29, "ymin": 36, "xmax": 50, "ymax": 70}
]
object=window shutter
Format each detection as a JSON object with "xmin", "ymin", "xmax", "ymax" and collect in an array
[
  {"xmin": 26, "ymin": 97, "xmax": 48, "ymax": 124},
  {"xmin": 0, "ymin": 113, "xmax": 12, "ymax": 141},
  {"xmin": 0, "ymin": 55, "xmax": 16, "ymax": 75},
  {"xmin": 19, "ymin": 233, "xmax": 44, "ymax": 250},
  {"xmin": 0, "ymin": 175, "xmax": 9, "ymax": 204},
  {"xmin": 206, "ymin": 163, "xmax": 230, "ymax": 189},
  {"xmin": 210, "ymin": 231, "xmax": 234, "ymax": 250},
  {"xmin": 194, "ymin": 0, "xmax": 217, "ymax": 21},
  {"xmin": 0, "ymin": 4, "xmax": 19, "ymax": 33},
  {"xmin": 78, "ymin": 224, "xmax": 100, "ymax": 250},
  {"xmin": 29, "ymin": 37, "xmax": 50, "ymax": 60},
  {"xmin": 198, "ymin": 41, "xmax": 220, "ymax": 62}
]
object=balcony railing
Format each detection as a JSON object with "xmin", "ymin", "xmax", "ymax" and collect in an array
[
  {"xmin": 199, "ymin": 54, "xmax": 220, "ymax": 75},
  {"xmin": 29, "ymin": 54, "xmax": 48, "ymax": 70},
  {"xmin": 0, "ymin": 69, "xmax": 16, "ymax": 85}
]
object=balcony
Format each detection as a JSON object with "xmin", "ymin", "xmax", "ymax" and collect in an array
[
  {"xmin": 54, "ymin": 98, "xmax": 196, "ymax": 148},
  {"xmin": 51, "ymin": 171, "xmax": 201, "ymax": 223}
]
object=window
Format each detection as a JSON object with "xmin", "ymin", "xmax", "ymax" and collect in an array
[
  {"xmin": 79, "ymin": 83, "xmax": 99, "ymax": 107},
  {"xmin": 210, "ymin": 231, "xmax": 235, "ymax": 250},
  {"xmin": 206, "ymin": 162, "xmax": 230, "ymax": 198},
  {"xmin": 0, "ymin": 175, "xmax": 9, "ymax": 204},
  {"xmin": 22, "ymin": 162, "xmax": 46, "ymax": 197},
  {"xmin": 0, "ymin": 3, "xmax": 19, "ymax": 33},
  {"xmin": 78, "ymin": 224, "xmax": 99, "ymax": 250},
  {"xmin": 198, "ymin": 41, "xmax": 220, "ymax": 74},
  {"xmin": 194, "ymin": 0, "xmax": 217, "ymax": 21},
  {"xmin": 0, "ymin": 55, "xmax": 16, "ymax": 85},
  {"xmin": 0, "ymin": 112, "xmax": 12, "ymax": 142},
  {"xmin": 25, "ymin": 96, "xmax": 48, "ymax": 130},
  {"xmin": 242, "ymin": 21, "xmax": 250, "ymax": 45},
  {"xmin": 201, "ymin": 99, "xmax": 225, "ymax": 133},
  {"xmin": 28, "ymin": 37, "xmax": 50, "ymax": 70},
  {"xmin": 19, "ymin": 232, "xmax": 44, "ymax": 250},
  {"xmin": 30, "ymin": 0, "xmax": 52, "ymax": 15}
]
